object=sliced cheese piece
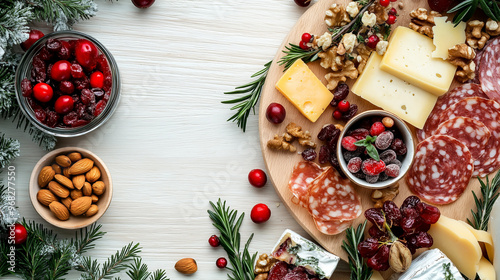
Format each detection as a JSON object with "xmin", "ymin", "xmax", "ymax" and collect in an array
[
  {"xmin": 370, "ymin": 271, "xmax": 384, "ymax": 280},
  {"xmin": 432, "ymin": 17, "xmax": 466, "ymax": 59},
  {"xmin": 489, "ymin": 199, "xmax": 500, "ymax": 275},
  {"xmin": 351, "ymin": 52, "xmax": 438, "ymax": 129},
  {"xmin": 275, "ymin": 59, "xmax": 333, "ymax": 122},
  {"xmin": 380, "ymin": 26, "xmax": 457, "ymax": 96},
  {"xmin": 459, "ymin": 220, "xmax": 495, "ymax": 262},
  {"xmin": 427, "ymin": 215, "xmax": 482, "ymax": 279},
  {"xmin": 477, "ymin": 257, "xmax": 496, "ymax": 280},
  {"xmin": 390, "ymin": 249, "xmax": 464, "ymax": 280}
]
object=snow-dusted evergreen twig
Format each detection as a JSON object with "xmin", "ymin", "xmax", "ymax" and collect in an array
[
  {"xmin": 26, "ymin": 0, "xmax": 98, "ymax": 31},
  {"xmin": 0, "ymin": 134, "xmax": 20, "ymax": 169},
  {"xmin": 0, "ymin": 1, "xmax": 32, "ymax": 60}
]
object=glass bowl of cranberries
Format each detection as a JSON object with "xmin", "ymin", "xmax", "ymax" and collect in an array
[
  {"xmin": 15, "ymin": 30, "xmax": 120, "ymax": 137},
  {"xmin": 337, "ymin": 110, "xmax": 415, "ymax": 189}
]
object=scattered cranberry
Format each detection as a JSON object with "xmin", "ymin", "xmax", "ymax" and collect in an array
[
  {"xmin": 384, "ymin": 164, "xmax": 400, "ymax": 177},
  {"xmin": 301, "ymin": 148, "xmax": 317, "ymax": 161},
  {"xmin": 390, "ymin": 138, "xmax": 407, "ymax": 156},
  {"xmin": 21, "ymin": 78, "xmax": 33, "ymax": 97},
  {"xmin": 13, "ymin": 223, "xmax": 28, "ymax": 245},
  {"xmin": 428, "ymin": 0, "xmax": 454, "ymax": 13},
  {"xmin": 248, "ymin": 169, "xmax": 267, "ymax": 188},
  {"xmin": 333, "ymin": 110, "xmax": 342, "ymax": 120},
  {"xmin": 348, "ymin": 128, "xmax": 369, "ymax": 140},
  {"xmin": 51, "ymin": 60, "xmax": 72, "ymax": 81},
  {"xmin": 90, "ymin": 71, "xmax": 104, "ymax": 88},
  {"xmin": 251, "ymin": 203, "xmax": 271, "ymax": 223},
  {"xmin": 366, "ymin": 35, "xmax": 380, "ymax": 49},
  {"xmin": 294, "ymin": 0, "xmax": 311, "ymax": 7},
  {"xmin": 301, "ymin": 33, "xmax": 312, "ymax": 43},
  {"xmin": 370, "ymin": 122, "xmax": 385, "ymax": 136},
  {"xmin": 216, "ymin": 257, "xmax": 228, "ymax": 268},
  {"xmin": 341, "ymin": 104, "xmax": 358, "ymax": 121},
  {"xmin": 54, "ymin": 95, "xmax": 74, "ymax": 114},
  {"xmin": 341, "ymin": 136, "xmax": 358, "ymax": 151},
  {"xmin": 131, "ymin": 0, "xmax": 155, "ymax": 8},
  {"xmin": 347, "ymin": 157, "xmax": 362, "ymax": 173},
  {"xmin": 388, "ymin": 8, "xmax": 397, "ymax": 15},
  {"xmin": 33, "ymin": 83, "xmax": 53, "ymax": 102},
  {"xmin": 299, "ymin": 40, "xmax": 309, "ymax": 50},
  {"xmin": 338, "ymin": 100, "xmax": 350, "ymax": 112},
  {"xmin": 59, "ymin": 81, "xmax": 75, "ymax": 94},
  {"xmin": 386, "ymin": 14, "xmax": 397, "ymax": 25},
  {"xmin": 379, "ymin": 0, "xmax": 390, "ymax": 7},
  {"xmin": 21, "ymin": 30, "xmax": 45, "ymax": 51},
  {"xmin": 208, "ymin": 235, "xmax": 220, "ymax": 247},
  {"xmin": 70, "ymin": 63, "xmax": 85, "ymax": 78},
  {"xmin": 74, "ymin": 39, "xmax": 98, "ymax": 70},
  {"xmin": 266, "ymin": 103, "xmax": 286, "ymax": 124}
]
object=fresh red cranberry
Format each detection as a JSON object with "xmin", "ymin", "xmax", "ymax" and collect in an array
[
  {"xmin": 386, "ymin": 14, "xmax": 397, "ymax": 25},
  {"xmin": 74, "ymin": 39, "xmax": 98, "ymax": 70},
  {"xmin": 379, "ymin": 0, "xmax": 390, "ymax": 6},
  {"xmin": 389, "ymin": 8, "xmax": 397, "ymax": 15},
  {"xmin": 294, "ymin": 0, "xmax": 311, "ymax": 7},
  {"xmin": 33, "ymin": 83, "xmax": 53, "ymax": 102},
  {"xmin": 251, "ymin": 203, "xmax": 271, "ymax": 223},
  {"xmin": 51, "ymin": 60, "xmax": 72, "ymax": 81},
  {"xmin": 131, "ymin": 0, "xmax": 155, "ymax": 8},
  {"xmin": 13, "ymin": 223, "xmax": 28, "ymax": 245},
  {"xmin": 366, "ymin": 35, "xmax": 380, "ymax": 49},
  {"xmin": 266, "ymin": 103, "xmax": 286, "ymax": 124},
  {"xmin": 370, "ymin": 122, "xmax": 386, "ymax": 136},
  {"xmin": 299, "ymin": 40, "xmax": 309, "ymax": 50},
  {"xmin": 301, "ymin": 33, "xmax": 312, "ymax": 43},
  {"xmin": 428, "ymin": 0, "xmax": 454, "ymax": 13},
  {"xmin": 208, "ymin": 235, "xmax": 220, "ymax": 247},
  {"xmin": 248, "ymin": 169, "xmax": 267, "ymax": 188},
  {"xmin": 216, "ymin": 257, "xmax": 227, "ymax": 268},
  {"xmin": 333, "ymin": 110, "xmax": 343, "ymax": 120},
  {"xmin": 54, "ymin": 95, "xmax": 74, "ymax": 114},
  {"xmin": 21, "ymin": 30, "xmax": 44, "ymax": 51},
  {"xmin": 338, "ymin": 100, "xmax": 350, "ymax": 112},
  {"xmin": 90, "ymin": 71, "xmax": 104, "ymax": 88}
]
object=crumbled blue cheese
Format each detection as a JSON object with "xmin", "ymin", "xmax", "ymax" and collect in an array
[
  {"xmin": 271, "ymin": 229, "xmax": 340, "ymax": 279},
  {"xmin": 389, "ymin": 249, "xmax": 464, "ymax": 280}
]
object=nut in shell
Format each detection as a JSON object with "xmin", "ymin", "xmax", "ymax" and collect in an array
[
  {"xmin": 37, "ymin": 189, "xmax": 58, "ymax": 206},
  {"xmin": 69, "ymin": 158, "xmax": 94, "ymax": 175},
  {"xmin": 389, "ymin": 241, "xmax": 412, "ymax": 273},
  {"xmin": 92, "ymin": 181, "xmax": 106, "ymax": 196},
  {"xmin": 85, "ymin": 205, "xmax": 99, "ymax": 217},
  {"xmin": 70, "ymin": 196, "xmax": 92, "ymax": 216},
  {"xmin": 83, "ymin": 182, "xmax": 92, "ymax": 196},
  {"xmin": 85, "ymin": 166, "xmax": 101, "ymax": 183},
  {"xmin": 67, "ymin": 152, "xmax": 82, "ymax": 162},
  {"xmin": 48, "ymin": 181, "xmax": 70, "ymax": 198},
  {"xmin": 38, "ymin": 166, "xmax": 55, "ymax": 188},
  {"xmin": 175, "ymin": 258, "xmax": 197, "ymax": 274},
  {"xmin": 49, "ymin": 201, "xmax": 70, "ymax": 221},
  {"xmin": 54, "ymin": 174, "xmax": 74, "ymax": 189},
  {"xmin": 72, "ymin": 175, "xmax": 86, "ymax": 190},
  {"xmin": 55, "ymin": 155, "xmax": 72, "ymax": 167}
]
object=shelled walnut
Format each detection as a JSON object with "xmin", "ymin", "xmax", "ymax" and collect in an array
[
  {"xmin": 408, "ymin": 8, "xmax": 441, "ymax": 38},
  {"xmin": 466, "ymin": 20, "xmax": 490, "ymax": 49},
  {"xmin": 324, "ymin": 3, "xmax": 350, "ymax": 28},
  {"xmin": 254, "ymin": 254, "xmax": 278, "ymax": 275},
  {"xmin": 267, "ymin": 123, "xmax": 316, "ymax": 152},
  {"xmin": 286, "ymin": 123, "xmax": 316, "ymax": 148},
  {"xmin": 447, "ymin": 43, "xmax": 476, "ymax": 82},
  {"xmin": 319, "ymin": 46, "xmax": 344, "ymax": 72},
  {"xmin": 324, "ymin": 60, "xmax": 358, "ymax": 90},
  {"xmin": 368, "ymin": 2, "xmax": 388, "ymax": 25},
  {"xmin": 267, "ymin": 134, "xmax": 296, "ymax": 152},
  {"xmin": 371, "ymin": 184, "xmax": 399, "ymax": 208},
  {"xmin": 486, "ymin": 19, "xmax": 500, "ymax": 36}
]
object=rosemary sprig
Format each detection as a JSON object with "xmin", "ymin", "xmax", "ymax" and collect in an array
[
  {"xmin": 341, "ymin": 221, "xmax": 372, "ymax": 280},
  {"xmin": 449, "ymin": 0, "xmax": 500, "ymax": 25},
  {"xmin": 467, "ymin": 171, "xmax": 500, "ymax": 231},
  {"xmin": 278, "ymin": 44, "xmax": 321, "ymax": 70},
  {"xmin": 208, "ymin": 199, "xmax": 258, "ymax": 280}
]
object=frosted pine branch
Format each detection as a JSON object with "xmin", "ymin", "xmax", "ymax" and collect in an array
[
  {"xmin": 0, "ymin": 134, "xmax": 20, "ymax": 168},
  {"xmin": 27, "ymin": 0, "xmax": 98, "ymax": 31},
  {"xmin": 0, "ymin": 1, "xmax": 32, "ymax": 60}
]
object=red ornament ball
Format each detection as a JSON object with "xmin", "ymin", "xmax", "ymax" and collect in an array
[
  {"xmin": 51, "ymin": 60, "xmax": 72, "ymax": 81},
  {"xmin": 251, "ymin": 203, "xmax": 271, "ymax": 224},
  {"xmin": 266, "ymin": 103, "xmax": 286, "ymax": 124},
  {"xmin": 132, "ymin": 0, "xmax": 155, "ymax": 8},
  {"xmin": 216, "ymin": 257, "xmax": 228, "ymax": 268},
  {"xmin": 21, "ymin": 30, "xmax": 45, "ymax": 51},
  {"xmin": 33, "ymin": 82, "xmax": 53, "ymax": 103},
  {"xmin": 248, "ymin": 169, "xmax": 267, "ymax": 188},
  {"xmin": 338, "ymin": 100, "xmax": 350, "ymax": 112},
  {"xmin": 13, "ymin": 223, "xmax": 28, "ymax": 245},
  {"xmin": 74, "ymin": 39, "xmax": 98, "ymax": 70},
  {"xmin": 208, "ymin": 235, "xmax": 220, "ymax": 247},
  {"xmin": 90, "ymin": 71, "xmax": 105, "ymax": 88},
  {"xmin": 54, "ymin": 95, "xmax": 75, "ymax": 114}
]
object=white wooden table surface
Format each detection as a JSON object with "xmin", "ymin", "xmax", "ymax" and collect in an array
[{"xmin": 1, "ymin": 1, "xmax": 351, "ymax": 279}]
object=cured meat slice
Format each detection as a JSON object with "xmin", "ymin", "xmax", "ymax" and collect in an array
[
  {"xmin": 308, "ymin": 167, "xmax": 362, "ymax": 222},
  {"xmin": 439, "ymin": 97, "xmax": 500, "ymax": 176},
  {"xmin": 268, "ymin": 261, "xmax": 290, "ymax": 280},
  {"xmin": 288, "ymin": 161, "xmax": 324, "ymax": 207},
  {"xmin": 417, "ymin": 83, "xmax": 486, "ymax": 142},
  {"xmin": 407, "ymin": 135, "xmax": 473, "ymax": 205},
  {"xmin": 432, "ymin": 117, "xmax": 491, "ymax": 167},
  {"xmin": 479, "ymin": 37, "xmax": 500, "ymax": 102},
  {"xmin": 313, "ymin": 217, "xmax": 351, "ymax": 235}
]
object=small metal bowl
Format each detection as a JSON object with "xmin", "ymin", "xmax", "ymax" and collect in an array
[{"xmin": 337, "ymin": 110, "xmax": 415, "ymax": 189}]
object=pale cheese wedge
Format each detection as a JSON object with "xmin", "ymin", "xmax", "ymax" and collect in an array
[
  {"xmin": 477, "ymin": 257, "xmax": 496, "ymax": 280},
  {"xmin": 458, "ymin": 220, "xmax": 494, "ymax": 262},
  {"xmin": 432, "ymin": 17, "xmax": 466, "ymax": 59}
]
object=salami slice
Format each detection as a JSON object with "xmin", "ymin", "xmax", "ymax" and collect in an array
[
  {"xmin": 407, "ymin": 135, "xmax": 474, "ymax": 205},
  {"xmin": 479, "ymin": 37, "xmax": 500, "ymax": 102},
  {"xmin": 308, "ymin": 167, "xmax": 362, "ymax": 222},
  {"xmin": 439, "ymin": 97, "xmax": 500, "ymax": 176},
  {"xmin": 432, "ymin": 117, "xmax": 491, "ymax": 167},
  {"xmin": 417, "ymin": 83, "xmax": 486, "ymax": 142},
  {"xmin": 288, "ymin": 161, "xmax": 324, "ymax": 207},
  {"xmin": 313, "ymin": 218, "xmax": 351, "ymax": 235}
]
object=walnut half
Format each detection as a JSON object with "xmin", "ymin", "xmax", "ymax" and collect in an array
[
  {"xmin": 447, "ymin": 43, "xmax": 476, "ymax": 83},
  {"xmin": 408, "ymin": 8, "xmax": 441, "ymax": 38}
]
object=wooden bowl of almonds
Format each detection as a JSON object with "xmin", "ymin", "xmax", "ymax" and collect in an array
[{"xmin": 29, "ymin": 147, "xmax": 112, "ymax": 229}]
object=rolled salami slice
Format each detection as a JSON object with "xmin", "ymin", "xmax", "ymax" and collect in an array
[
  {"xmin": 407, "ymin": 135, "xmax": 473, "ymax": 205},
  {"xmin": 288, "ymin": 161, "xmax": 324, "ymax": 207},
  {"xmin": 417, "ymin": 83, "xmax": 486, "ymax": 142},
  {"xmin": 479, "ymin": 37, "xmax": 500, "ymax": 102},
  {"xmin": 432, "ymin": 117, "xmax": 491, "ymax": 168},
  {"xmin": 313, "ymin": 218, "xmax": 352, "ymax": 235},
  {"xmin": 439, "ymin": 97, "xmax": 500, "ymax": 176},
  {"xmin": 308, "ymin": 167, "xmax": 362, "ymax": 222}
]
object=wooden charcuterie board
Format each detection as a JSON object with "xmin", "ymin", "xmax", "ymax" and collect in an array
[{"xmin": 258, "ymin": 0, "xmax": 484, "ymax": 261}]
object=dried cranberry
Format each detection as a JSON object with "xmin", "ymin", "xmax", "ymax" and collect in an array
[
  {"xmin": 409, "ymin": 231, "xmax": 433, "ymax": 248},
  {"xmin": 96, "ymin": 54, "xmax": 110, "ymax": 73},
  {"xmin": 59, "ymin": 81, "xmax": 74, "ymax": 94},
  {"xmin": 379, "ymin": 149, "xmax": 397, "ymax": 164},
  {"xmin": 384, "ymin": 164, "xmax": 400, "ymax": 178},
  {"xmin": 401, "ymin": 196, "xmax": 421, "ymax": 212},
  {"xmin": 38, "ymin": 47, "xmax": 53, "ymax": 61},
  {"xmin": 45, "ymin": 111, "xmax": 59, "ymax": 128},
  {"xmin": 353, "ymin": 171, "xmax": 366, "ymax": 180},
  {"xmin": 347, "ymin": 157, "xmax": 362, "ymax": 173},
  {"xmin": 367, "ymin": 245, "xmax": 390, "ymax": 271},
  {"xmin": 62, "ymin": 112, "xmax": 78, "ymax": 126},
  {"xmin": 317, "ymin": 124, "xmax": 338, "ymax": 141},
  {"xmin": 416, "ymin": 202, "xmax": 441, "ymax": 224},
  {"xmin": 357, "ymin": 238, "xmax": 379, "ymax": 258},
  {"xmin": 375, "ymin": 131, "xmax": 394, "ymax": 150},
  {"xmin": 368, "ymin": 224, "xmax": 386, "ymax": 238},
  {"xmin": 301, "ymin": 148, "xmax": 317, "ymax": 161},
  {"xmin": 341, "ymin": 104, "xmax": 358, "ymax": 121},
  {"xmin": 46, "ymin": 39, "xmax": 62, "ymax": 53},
  {"xmin": 341, "ymin": 136, "xmax": 357, "ymax": 151},
  {"xmin": 390, "ymin": 138, "xmax": 407, "ymax": 156},
  {"xmin": 365, "ymin": 208, "xmax": 386, "ymax": 228},
  {"xmin": 318, "ymin": 145, "xmax": 331, "ymax": 164},
  {"xmin": 70, "ymin": 64, "xmax": 85, "ymax": 78},
  {"xmin": 362, "ymin": 159, "xmax": 386, "ymax": 176},
  {"xmin": 94, "ymin": 100, "xmax": 107, "ymax": 116},
  {"xmin": 343, "ymin": 148, "xmax": 362, "ymax": 162},
  {"xmin": 72, "ymin": 119, "xmax": 90, "ymax": 127},
  {"xmin": 81, "ymin": 89, "xmax": 95, "ymax": 105},
  {"xmin": 34, "ymin": 109, "xmax": 47, "ymax": 123},
  {"xmin": 75, "ymin": 102, "xmax": 86, "ymax": 118},
  {"xmin": 327, "ymin": 132, "xmax": 340, "ymax": 151},
  {"xmin": 21, "ymin": 78, "xmax": 33, "ymax": 97},
  {"xmin": 366, "ymin": 174, "xmax": 379, "ymax": 183},
  {"xmin": 347, "ymin": 128, "xmax": 370, "ymax": 140},
  {"xmin": 330, "ymin": 155, "xmax": 341, "ymax": 171},
  {"xmin": 58, "ymin": 41, "xmax": 71, "ymax": 60},
  {"xmin": 401, "ymin": 216, "xmax": 418, "ymax": 233},
  {"xmin": 383, "ymin": 201, "xmax": 401, "ymax": 226},
  {"xmin": 378, "ymin": 172, "xmax": 388, "ymax": 181},
  {"xmin": 74, "ymin": 76, "xmax": 90, "ymax": 90},
  {"xmin": 334, "ymin": 83, "xmax": 349, "ymax": 101}
]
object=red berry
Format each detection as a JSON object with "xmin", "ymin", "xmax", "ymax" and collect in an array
[
  {"xmin": 388, "ymin": 8, "xmax": 397, "ymax": 15},
  {"xmin": 301, "ymin": 33, "xmax": 312, "ymax": 43},
  {"xmin": 366, "ymin": 35, "xmax": 380, "ymax": 49},
  {"xmin": 70, "ymin": 63, "xmax": 85, "ymax": 78},
  {"xmin": 74, "ymin": 39, "xmax": 98, "ymax": 70},
  {"xmin": 370, "ymin": 122, "xmax": 385, "ymax": 136},
  {"xmin": 13, "ymin": 223, "xmax": 28, "ymax": 245},
  {"xmin": 416, "ymin": 202, "xmax": 441, "ymax": 224},
  {"xmin": 21, "ymin": 30, "xmax": 45, "ymax": 51},
  {"xmin": 94, "ymin": 100, "xmax": 107, "ymax": 117},
  {"xmin": 208, "ymin": 235, "xmax": 220, "ymax": 247},
  {"xmin": 59, "ymin": 81, "xmax": 75, "ymax": 94},
  {"xmin": 379, "ymin": 0, "xmax": 390, "ymax": 7},
  {"xmin": 266, "ymin": 103, "xmax": 286, "ymax": 124},
  {"xmin": 51, "ymin": 60, "xmax": 72, "ymax": 81},
  {"xmin": 428, "ymin": 0, "xmax": 454, "ymax": 13},
  {"xmin": 390, "ymin": 0, "xmax": 397, "ymax": 2},
  {"xmin": 384, "ymin": 164, "xmax": 400, "ymax": 178},
  {"xmin": 90, "ymin": 71, "xmax": 105, "ymax": 88},
  {"xmin": 299, "ymin": 40, "xmax": 309, "ymax": 50},
  {"xmin": 54, "ymin": 95, "xmax": 74, "ymax": 114},
  {"xmin": 386, "ymin": 14, "xmax": 397, "ymax": 25},
  {"xmin": 341, "ymin": 136, "xmax": 358, "ymax": 151},
  {"xmin": 248, "ymin": 169, "xmax": 267, "ymax": 188},
  {"xmin": 216, "ymin": 257, "xmax": 227, "ymax": 268},
  {"xmin": 333, "ymin": 110, "xmax": 343, "ymax": 120},
  {"xmin": 33, "ymin": 83, "xmax": 53, "ymax": 102},
  {"xmin": 338, "ymin": 100, "xmax": 350, "ymax": 112},
  {"xmin": 294, "ymin": 0, "xmax": 311, "ymax": 7},
  {"xmin": 362, "ymin": 159, "xmax": 386, "ymax": 176},
  {"xmin": 347, "ymin": 157, "xmax": 362, "ymax": 173},
  {"xmin": 131, "ymin": 0, "xmax": 155, "ymax": 8},
  {"xmin": 251, "ymin": 203, "xmax": 271, "ymax": 224}
]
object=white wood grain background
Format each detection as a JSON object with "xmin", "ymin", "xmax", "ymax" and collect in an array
[{"xmin": 1, "ymin": 0, "xmax": 351, "ymax": 279}]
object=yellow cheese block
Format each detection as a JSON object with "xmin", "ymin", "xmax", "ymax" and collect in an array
[
  {"xmin": 432, "ymin": 17, "xmax": 466, "ymax": 59},
  {"xmin": 459, "ymin": 220, "xmax": 495, "ymax": 262},
  {"xmin": 351, "ymin": 52, "xmax": 438, "ymax": 129},
  {"xmin": 275, "ymin": 59, "xmax": 333, "ymax": 122},
  {"xmin": 427, "ymin": 215, "xmax": 482, "ymax": 279},
  {"xmin": 369, "ymin": 271, "xmax": 384, "ymax": 280},
  {"xmin": 477, "ymin": 257, "xmax": 496, "ymax": 280},
  {"xmin": 380, "ymin": 26, "xmax": 457, "ymax": 96}
]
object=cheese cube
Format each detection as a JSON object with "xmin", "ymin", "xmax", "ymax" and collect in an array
[
  {"xmin": 380, "ymin": 26, "xmax": 457, "ymax": 96},
  {"xmin": 351, "ymin": 52, "xmax": 438, "ymax": 129},
  {"xmin": 275, "ymin": 59, "xmax": 333, "ymax": 122},
  {"xmin": 432, "ymin": 17, "xmax": 466, "ymax": 59}
]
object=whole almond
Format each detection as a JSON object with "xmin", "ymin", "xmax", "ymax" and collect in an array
[
  {"xmin": 82, "ymin": 182, "xmax": 92, "ymax": 196},
  {"xmin": 85, "ymin": 205, "xmax": 99, "ymax": 217},
  {"xmin": 85, "ymin": 166, "xmax": 101, "ymax": 183},
  {"xmin": 37, "ymin": 189, "xmax": 57, "ymax": 206},
  {"xmin": 63, "ymin": 167, "xmax": 71, "ymax": 178},
  {"xmin": 92, "ymin": 181, "xmax": 106, "ymax": 196},
  {"xmin": 70, "ymin": 196, "xmax": 92, "ymax": 216},
  {"xmin": 91, "ymin": 194, "xmax": 99, "ymax": 203},
  {"xmin": 61, "ymin": 197, "xmax": 73, "ymax": 209},
  {"xmin": 175, "ymin": 258, "xmax": 197, "ymax": 274},
  {"xmin": 54, "ymin": 174, "xmax": 74, "ymax": 189},
  {"xmin": 55, "ymin": 155, "xmax": 72, "ymax": 167},
  {"xmin": 69, "ymin": 158, "xmax": 94, "ymax": 175},
  {"xmin": 38, "ymin": 166, "xmax": 55, "ymax": 188},
  {"xmin": 72, "ymin": 175, "xmax": 86, "ymax": 190},
  {"xmin": 51, "ymin": 164, "xmax": 62, "ymax": 174},
  {"xmin": 71, "ymin": 189, "xmax": 83, "ymax": 200},
  {"xmin": 67, "ymin": 152, "xmax": 82, "ymax": 162},
  {"xmin": 49, "ymin": 201, "xmax": 70, "ymax": 221},
  {"xmin": 48, "ymin": 181, "xmax": 70, "ymax": 198}
]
